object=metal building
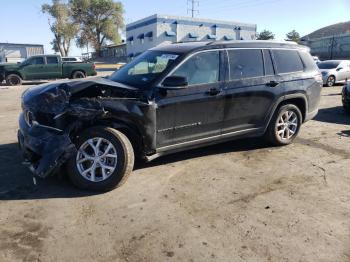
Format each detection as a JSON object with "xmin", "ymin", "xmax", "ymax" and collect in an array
[
  {"xmin": 126, "ymin": 14, "xmax": 257, "ymax": 58},
  {"xmin": 0, "ymin": 43, "xmax": 44, "ymax": 63},
  {"xmin": 300, "ymin": 21, "xmax": 350, "ymax": 60}
]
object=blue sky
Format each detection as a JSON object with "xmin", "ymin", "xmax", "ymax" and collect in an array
[{"xmin": 1, "ymin": 0, "xmax": 349, "ymax": 55}]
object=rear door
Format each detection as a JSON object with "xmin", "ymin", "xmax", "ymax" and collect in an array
[
  {"xmin": 222, "ymin": 48, "xmax": 282, "ymax": 134},
  {"xmin": 45, "ymin": 56, "xmax": 62, "ymax": 79},
  {"xmin": 155, "ymin": 50, "xmax": 226, "ymax": 148}
]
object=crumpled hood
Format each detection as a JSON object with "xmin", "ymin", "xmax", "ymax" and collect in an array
[{"xmin": 22, "ymin": 77, "xmax": 140, "ymax": 115}]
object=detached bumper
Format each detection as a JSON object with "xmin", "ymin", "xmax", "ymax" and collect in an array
[{"xmin": 17, "ymin": 113, "xmax": 76, "ymax": 178}]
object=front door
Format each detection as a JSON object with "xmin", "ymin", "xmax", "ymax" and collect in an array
[
  {"xmin": 155, "ymin": 50, "xmax": 226, "ymax": 149},
  {"xmin": 21, "ymin": 57, "xmax": 48, "ymax": 80}
]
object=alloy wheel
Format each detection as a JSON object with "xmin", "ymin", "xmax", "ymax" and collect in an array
[
  {"xmin": 275, "ymin": 110, "xmax": 298, "ymax": 140},
  {"xmin": 76, "ymin": 137, "xmax": 118, "ymax": 182}
]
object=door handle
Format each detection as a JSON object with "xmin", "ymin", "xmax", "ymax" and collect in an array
[
  {"xmin": 266, "ymin": 80, "xmax": 280, "ymax": 87},
  {"xmin": 206, "ymin": 88, "xmax": 220, "ymax": 96}
]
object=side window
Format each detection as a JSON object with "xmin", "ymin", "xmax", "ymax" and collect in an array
[
  {"xmin": 263, "ymin": 49, "xmax": 274, "ymax": 76},
  {"xmin": 298, "ymin": 51, "xmax": 318, "ymax": 71},
  {"xmin": 47, "ymin": 57, "xmax": 58, "ymax": 64},
  {"xmin": 228, "ymin": 49, "xmax": 264, "ymax": 80},
  {"xmin": 171, "ymin": 51, "xmax": 220, "ymax": 86},
  {"xmin": 272, "ymin": 49, "xmax": 304, "ymax": 74},
  {"xmin": 29, "ymin": 57, "xmax": 44, "ymax": 65}
]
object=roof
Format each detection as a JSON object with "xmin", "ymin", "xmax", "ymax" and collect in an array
[
  {"xmin": 0, "ymin": 42, "xmax": 44, "ymax": 47},
  {"xmin": 126, "ymin": 14, "xmax": 256, "ymax": 32},
  {"xmin": 302, "ymin": 21, "xmax": 350, "ymax": 40},
  {"xmin": 151, "ymin": 40, "xmax": 304, "ymax": 53}
]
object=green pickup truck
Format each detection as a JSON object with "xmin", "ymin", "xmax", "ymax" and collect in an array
[{"xmin": 0, "ymin": 55, "xmax": 97, "ymax": 86}]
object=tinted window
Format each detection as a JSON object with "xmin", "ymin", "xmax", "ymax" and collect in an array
[
  {"xmin": 171, "ymin": 51, "xmax": 220, "ymax": 86},
  {"xmin": 29, "ymin": 57, "xmax": 44, "ymax": 65},
  {"xmin": 228, "ymin": 49, "xmax": 264, "ymax": 80},
  {"xmin": 263, "ymin": 49, "xmax": 274, "ymax": 75},
  {"xmin": 272, "ymin": 50, "xmax": 304, "ymax": 73},
  {"xmin": 110, "ymin": 50, "xmax": 180, "ymax": 88},
  {"xmin": 317, "ymin": 61, "xmax": 340, "ymax": 69},
  {"xmin": 298, "ymin": 51, "xmax": 318, "ymax": 71},
  {"xmin": 47, "ymin": 57, "xmax": 58, "ymax": 64}
]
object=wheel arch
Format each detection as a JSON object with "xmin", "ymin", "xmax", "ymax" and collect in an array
[
  {"xmin": 71, "ymin": 118, "xmax": 144, "ymax": 156},
  {"xmin": 265, "ymin": 94, "xmax": 308, "ymax": 132},
  {"xmin": 5, "ymin": 71, "xmax": 23, "ymax": 79}
]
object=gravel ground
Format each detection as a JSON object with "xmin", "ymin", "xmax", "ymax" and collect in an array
[{"xmin": 0, "ymin": 80, "xmax": 349, "ymax": 262}]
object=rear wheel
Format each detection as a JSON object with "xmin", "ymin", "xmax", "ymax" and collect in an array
[
  {"xmin": 265, "ymin": 104, "xmax": 302, "ymax": 146},
  {"xmin": 72, "ymin": 70, "xmax": 86, "ymax": 79},
  {"xmin": 326, "ymin": 76, "xmax": 335, "ymax": 87},
  {"xmin": 67, "ymin": 127, "xmax": 134, "ymax": 191},
  {"xmin": 5, "ymin": 74, "xmax": 22, "ymax": 86}
]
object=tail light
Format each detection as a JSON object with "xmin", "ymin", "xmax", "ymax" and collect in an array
[{"xmin": 314, "ymin": 73, "xmax": 323, "ymax": 84}]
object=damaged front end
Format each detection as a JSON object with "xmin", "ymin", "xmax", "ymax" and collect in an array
[{"xmin": 18, "ymin": 78, "xmax": 147, "ymax": 178}]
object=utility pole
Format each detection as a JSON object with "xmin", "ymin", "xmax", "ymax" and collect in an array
[{"xmin": 187, "ymin": 0, "xmax": 199, "ymax": 18}]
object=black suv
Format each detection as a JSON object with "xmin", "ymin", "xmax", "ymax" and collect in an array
[{"xmin": 18, "ymin": 41, "xmax": 322, "ymax": 191}]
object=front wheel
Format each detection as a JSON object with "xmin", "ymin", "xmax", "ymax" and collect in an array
[
  {"xmin": 265, "ymin": 104, "xmax": 302, "ymax": 146},
  {"xmin": 326, "ymin": 76, "xmax": 335, "ymax": 87},
  {"xmin": 67, "ymin": 127, "xmax": 134, "ymax": 191},
  {"xmin": 5, "ymin": 74, "xmax": 22, "ymax": 86}
]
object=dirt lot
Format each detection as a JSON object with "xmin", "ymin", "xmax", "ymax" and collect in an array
[{"xmin": 0, "ymin": 80, "xmax": 349, "ymax": 262}]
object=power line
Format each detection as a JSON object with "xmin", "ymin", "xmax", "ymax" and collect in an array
[{"xmin": 187, "ymin": 0, "xmax": 199, "ymax": 18}]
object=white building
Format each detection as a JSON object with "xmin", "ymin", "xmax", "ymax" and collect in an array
[
  {"xmin": 126, "ymin": 14, "xmax": 257, "ymax": 58},
  {"xmin": 0, "ymin": 43, "xmax": 44, "ymax": 63}
]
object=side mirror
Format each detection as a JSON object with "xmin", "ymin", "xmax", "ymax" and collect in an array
[
  {"xmin": 162, "ymin": 76, "xmax": 188, "ymax": 88},
  {"xmin": 337, "ymin": 67, "xmax": 343, "ymax": 71}
]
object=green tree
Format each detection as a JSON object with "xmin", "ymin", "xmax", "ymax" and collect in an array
[
  {"xmin": 70, "ymin": 0, "xmax": 124, "ymax": 56},
  {"xmin": 42, "ymin": 0, "xmax": 78, "ymax": 56},
  {"xmin": 256, "ymin": 30, "xmax": 275, "ymax": 40},
  {"xmin": 285, "ymin": 30, "xmax": 301, "ymax": 42}
]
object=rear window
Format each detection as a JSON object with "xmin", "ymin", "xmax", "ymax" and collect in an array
[
  {"xmin": 272, "ymin": 49, "xmax": 304, "ymax": 74},
  {"xmin": 317, "ymin": 61, "xmax": 340, "ymax": 69},
  {"xmin": 47, "ymin": 57, "xmax": 58, "ymax": 64},
  {"xmin": 228, "ymin": 49, "xmax": 264, "ymax": 80}
]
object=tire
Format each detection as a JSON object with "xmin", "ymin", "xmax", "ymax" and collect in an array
[
  {"xmin": 326, "ymin": 75, "xmax": 335, "ymax": 87},
  {"xmin": 72, "ymin": 70, "xmax": 86, "ymax": 79},
  {"xmin": 67, "ymin": 126, "xmax": 134, "ymax": 191},
  {"xmin": 265, "ymin": 104, "xmax": 302, "ymax": 146},
  {"xmin": 0, "ymin": 76, "xmax": 3, "ymax": 83},
  {"xmin": 5, "ymin": 74, "xmax": 22, "ymax": 86}
]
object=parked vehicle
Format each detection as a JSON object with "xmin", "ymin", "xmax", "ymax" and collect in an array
[
  {"xmin": 62, "ymin": 56, "xmax": 83, "ymax": 63},
  {"xmin": 18, "ymin": 41, "xmax": 322, "ymax": 191},
  {"xmin": 317, "ymin": 60, "xmax": 350, "ymax": 87},
  {"xmin": 0, "ymin": 55, "xmax": 96, "ymax": 86},
  {"xmin": 312, "ymin": 56, "xmax": 321, "ymax": 64},
  {"xmin": 342, "ymin": 81, "xmax": 350, "ymax": 114}
]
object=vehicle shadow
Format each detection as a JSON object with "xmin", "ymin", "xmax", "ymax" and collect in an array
[
  {"xmin": 0, "ymin": 138, "xmax": 270, "ymax": 201},
  {"xmin": 135, "ymin": 137, "xmax": 269, "ymax": 169},
  {"xmin": 0, "ymin": 142, "xmax": 97, "ymax": 201},
  {"xmin": 0, "ymin": 81, "xmax": 48, "ymax": 87},
  {"xmin": 314, "ymin": 106, "xmax": 350, "ymax": 125}
]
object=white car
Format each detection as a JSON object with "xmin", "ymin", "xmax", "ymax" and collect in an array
[
  {"xmin": 318, "ymin": 60, "xmax": 350, "ymax": 87},
  {"xmin": 62, "ymin": 57, "xmax": 83, "ymax": 63}
]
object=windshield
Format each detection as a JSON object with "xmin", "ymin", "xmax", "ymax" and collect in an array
[
  {"xmin": 317, "ymin": 61, "xmax": 340, "ymax": 69},
  {"xmin": 109, "ymin": 50, "xmax": 181, "ymax": 88}
]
